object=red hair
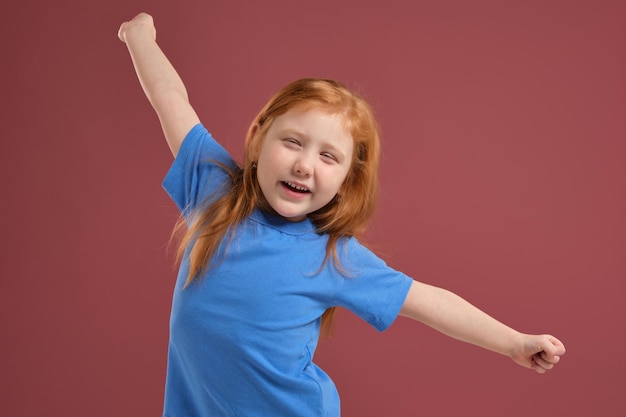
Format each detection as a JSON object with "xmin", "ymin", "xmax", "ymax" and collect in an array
[{"xmin": 176, "ymin": 78, "xmax": 381, "ymax": 338}]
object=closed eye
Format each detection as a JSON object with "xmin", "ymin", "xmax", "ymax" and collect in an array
[
  {"xmin": 320, "ymin": 152, "xmax": 338, "ymax": 162},
  {"xmin": 283, "ymin": 138, "xmax": 301, "ymax": 147}
]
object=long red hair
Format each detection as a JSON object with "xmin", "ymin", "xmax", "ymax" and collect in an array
[{"xmin": 176, "ymin": 78, "xmax": 381, "ymax": 338}]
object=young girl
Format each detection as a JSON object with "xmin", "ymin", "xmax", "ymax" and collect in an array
[{"xmin": 119, "ymin": 12, "xmax": 565, "ymax": 417}]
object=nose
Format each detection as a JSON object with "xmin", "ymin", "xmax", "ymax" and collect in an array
[{"xmin": 293, "ymin": 153, "xmax": 313, "ymax": 177}]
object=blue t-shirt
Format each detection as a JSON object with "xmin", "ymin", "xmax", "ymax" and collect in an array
[{"xmin": 162, "ymin": 124, "xmax": 413, "ymax": 417}]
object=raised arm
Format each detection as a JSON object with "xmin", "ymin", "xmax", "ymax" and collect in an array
[
  {"xmin": 399, "ymin": 281, "xmax": 565, "ymax": 373},
  {"xmin": 118, "ymin": 13, "xmax": 200, "ymax": 157}
]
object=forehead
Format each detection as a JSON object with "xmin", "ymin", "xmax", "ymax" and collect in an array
[{"xmin": 269, "ymin": 105, "xmax": 352, "ymax": 141}]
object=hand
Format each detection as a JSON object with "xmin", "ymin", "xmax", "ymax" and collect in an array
[
  {"xmin": 118, "ymin": 12, "xmax": 156, "ymax": 43},
  {"xmin": 511, "ymin": 334, "xmax": 566, "ymax": 374}
]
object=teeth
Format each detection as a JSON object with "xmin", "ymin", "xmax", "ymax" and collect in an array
[{"xmin": 286, "ymin": 182, "xmax": 309, "ymax": 192}]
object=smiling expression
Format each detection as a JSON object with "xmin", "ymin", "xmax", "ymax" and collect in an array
[{"xmin": 255, "ymin": 105, "xmax": 354, "ymax": 222}]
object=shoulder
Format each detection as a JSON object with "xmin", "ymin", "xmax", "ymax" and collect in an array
[
  {"xmin": 176, "ymin": 124, "xmax": 238, "ymax": 170},
  {"xmin": 338, "ymin": 237, "xmax": 386, "ymax": 269},
  {"xmin": 162, "ymin": 124, "xmax": 239, "ymax": 213},
  {"xmin": 332, "ymin": 237, "xmax": 414, "ymax": 331},
  {"xmin": 337, "ymin": 237, "xmax": 412, "ymax": 289}
]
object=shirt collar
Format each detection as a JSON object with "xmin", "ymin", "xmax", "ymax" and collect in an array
[{"xmin": 249, "ymin": 208, "xmax": 317, "ymax": 236}]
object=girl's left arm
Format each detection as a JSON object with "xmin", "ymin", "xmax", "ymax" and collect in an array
[{"xmin": 399, "ymin": 281, "xmax": 566, "ymax": 373}]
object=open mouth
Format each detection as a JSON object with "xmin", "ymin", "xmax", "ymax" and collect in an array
[{"xmin": 282, "ymin": 181, "xmax": 310, "ymax": 193}]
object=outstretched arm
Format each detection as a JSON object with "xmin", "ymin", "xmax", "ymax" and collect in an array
[
  {"xmin": 399, "ymin": 281, "xmax": 565, "ymax": 374},
  {"xmin": 118, "ymin": 13, "xmax": 200, "ymax": 157}
]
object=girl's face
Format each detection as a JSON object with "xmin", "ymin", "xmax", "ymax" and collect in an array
[{"xmin": 256, "ymin": 105, "xmax": 354, "ymax": 222}]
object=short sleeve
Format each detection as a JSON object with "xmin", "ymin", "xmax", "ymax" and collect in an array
[
  {"xmin": 162, "ymin": 124, "xmax": 239, "ymax": 214},
  {"xmin": 334, "ymin": 239, "xmax": 414, "ymax": 332}
]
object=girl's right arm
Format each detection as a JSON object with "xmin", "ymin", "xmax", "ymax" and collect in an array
[{"xmin": 118, "ymin": 13, "xmax": 200, "ymax": 157}]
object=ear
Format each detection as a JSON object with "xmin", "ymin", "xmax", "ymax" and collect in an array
[{"xmin": 247, "ymin": 123, "xmax": 263, "ymax": 160}]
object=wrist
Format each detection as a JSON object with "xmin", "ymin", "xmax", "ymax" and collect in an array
[{"xmin": 506, "ymin": 330, "xmax": 526, "ymax": 359}]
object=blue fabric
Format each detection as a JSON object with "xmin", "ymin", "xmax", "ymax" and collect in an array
[{"xmin": 161, "ymin": 124, "xmax": 413, "ymax": 416}]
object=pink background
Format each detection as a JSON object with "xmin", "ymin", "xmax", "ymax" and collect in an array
[{"xmin": 2, "ymin": 1, "xmax": 624, "ymax": 416}]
